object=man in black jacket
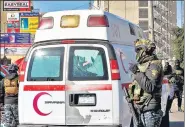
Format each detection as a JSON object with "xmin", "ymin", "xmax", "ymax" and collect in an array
[
  {"xmin": 163, "ymin": 62, "xmax": 172, "ymax": 76},
  {"xmin": 0, "ymin": 64, "xmax": 19, "ymax": 127},
  {"xmin": 169, "ymin": 60, "xmax": 184, "ymax": 112},
  {"xmin": 129, "ymin": 39, "xmax": 163, "ymax": 127}
]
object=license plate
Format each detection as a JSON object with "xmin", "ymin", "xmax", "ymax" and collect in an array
[{"xmin": 78, "ymin": 95, "xmax": 95, "ymax": 104}]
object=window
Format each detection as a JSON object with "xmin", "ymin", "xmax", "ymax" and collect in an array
[
  {"xmin": 129, "ymin": 23, "xmax": 136, "ymax": 35},
  {"xmin": 68, "ymin": 47, "xmax": 108, "ymax": 81},
  {"xmin": 139, "ymin": 20, "xmax": 148, "ymax": 31},
  {"xmin": 139, "ymin": 8, "xmax": 148, "ymax": 18},
  {"xmin": 27, "ymin": 47, "xmax": 64, "ymax": 81},
  {"xmin": 139, "ymin": 1, "xmax": 148, "ymax": 7}
]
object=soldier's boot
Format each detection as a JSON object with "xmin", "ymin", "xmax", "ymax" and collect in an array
[{"xmin": 178, "ymin": 107, "xmax": 183, "ymax": 112}]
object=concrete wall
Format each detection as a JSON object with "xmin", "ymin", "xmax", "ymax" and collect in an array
[{"xmin": 104, "ymin": 1, "xmax": 139, "ymax": 24}]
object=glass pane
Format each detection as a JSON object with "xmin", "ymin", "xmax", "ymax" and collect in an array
[
  {"xmin": 27, "ymin": 47, "xmax": 64, "ymax": 81},
  {"xmin": 139, "ymin": 8, "xmax": 148, "ymax": 18},
  {"xmin": 139, "ymin": 1, "xmax": 148, "ymax": 7},
  {"xmin": 69, "ymin": 47, "xmax": 108, "ymax": 81}
]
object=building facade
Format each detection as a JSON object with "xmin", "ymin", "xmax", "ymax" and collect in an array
[{"xmin": 93, "ymin": 1, "xmax": 177, "ymax": 59}]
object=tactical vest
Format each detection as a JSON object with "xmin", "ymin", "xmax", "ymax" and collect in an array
[
  {"xmin": 129, "ymin": 60, "xmax": 162, "ymax": 105},
  {"xmin": 4, "ymin": 77, "xmax": 19, "ymax": 95}
]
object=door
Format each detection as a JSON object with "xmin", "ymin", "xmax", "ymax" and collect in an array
[
  {"xmin": 19, "ymin": 44, "xmax": 67, "ymax": 125},
  {"xmin": 65, "ymin": 44, "xmax": 113, "ymax": 125}
]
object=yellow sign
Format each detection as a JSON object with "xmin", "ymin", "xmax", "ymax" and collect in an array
[{"xmin": 20, "ymin": 17, "xmax": 39, "ymax": 34}]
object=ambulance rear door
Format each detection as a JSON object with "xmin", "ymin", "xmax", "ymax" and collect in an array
[
  {"xmin": 65, "ymin": 42, "xmax": 114, "ymax": 125},
  {"xmin": 19, "ymin": 44, "xmax": 67, "ymax": 125}
]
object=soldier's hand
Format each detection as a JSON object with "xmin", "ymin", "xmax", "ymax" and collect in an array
[{"xmin": 129, "ymin": 64, "xmax": 138, "ymax": 74}]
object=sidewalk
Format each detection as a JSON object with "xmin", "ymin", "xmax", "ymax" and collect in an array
[{"xmin": 169, "ymin": 97, "xmax": 184, "ymax": 127}]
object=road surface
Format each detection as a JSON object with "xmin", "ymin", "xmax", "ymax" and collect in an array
[{"xmin": 170, "ymin": 98, "xmax": 184, "ymax": 127}]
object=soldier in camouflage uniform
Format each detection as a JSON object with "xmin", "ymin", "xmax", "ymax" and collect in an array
[
  {"xmin": 168, "ymin": 59, "xmax": 184, "ymax": 112},
  {"xmin": 129, "ymin": 39, "xmax": 163, "ymax": 127},
  {"xmin": 0, "ymin": 64, "xmax": 19, "ymax": 127}
]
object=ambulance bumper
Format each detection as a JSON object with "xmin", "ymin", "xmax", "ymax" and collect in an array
[{"xmin": 18, "ymin": 125, "xmax": 121, "ymax": 127}]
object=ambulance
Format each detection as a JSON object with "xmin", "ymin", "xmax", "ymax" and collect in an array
[{"xmin": 18, "ymin": 10, "xmax": 169, "ymax": 127}]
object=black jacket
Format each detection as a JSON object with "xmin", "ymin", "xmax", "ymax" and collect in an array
[
  {"xmin": 171, "ymin": 66, "xmax": 184, "ymax": 91},
  {"xmin": 134, "ymin": 60, "xmax": 163, "ymax": 112},
  {"xmin": 163, "ymin": 65, "xmax": 172, "ymax": 76}
]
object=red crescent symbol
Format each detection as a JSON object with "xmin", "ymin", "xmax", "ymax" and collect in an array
[{"xmin": 33, "ymin": 92, "xmax": 52, "ymax": 116}]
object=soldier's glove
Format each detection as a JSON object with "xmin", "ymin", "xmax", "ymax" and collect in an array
[{"xmin": 129, "ymin": 64, "xmax": 138, "ymax": 74}]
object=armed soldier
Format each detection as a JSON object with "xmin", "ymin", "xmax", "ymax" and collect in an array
[
  {"xmin": 168, "ymin": 59, "xmax": 184, "ymax": 112},
  {"xmin": 129, "ymin": 39, "xmax": 163, "ymax": 127},
  {"xmin": 0, "ymin": 64, "xmax": 19, "ymax": 127}
]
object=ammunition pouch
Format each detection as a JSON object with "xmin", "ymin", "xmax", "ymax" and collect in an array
[
  {"xmin": 135, "ymin": 94, "xmax": 153, "ymax": 113},
  {"xmin": 4, "ymin": 77, "xmax": 19, "ymax": 95}
]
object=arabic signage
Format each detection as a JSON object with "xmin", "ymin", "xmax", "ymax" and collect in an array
[
  {"xmin": 7, "ymin": 13, "xmax": 20, "ymax": 33},
  {"xmin": 20, "ymin": 12, "xmax": 39, "ymax": 34},
  {"xmin": 0, "ymin": 33, "xmax": 31, "ymax": 44},
  {"xmin": 0, "ymin": 33, "xmax": 31, "ymax": 55},
  {"xmin": 1, "ymin": 46, "xmax": 31, "ymax": 55},
  {"xmin": 3, "ymin": 0, "xmax": 31, "ymax": 11}
]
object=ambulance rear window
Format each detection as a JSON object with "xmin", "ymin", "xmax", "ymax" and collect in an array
[
  {"xmin": 27, "ymin": 47, "xmax": 64, "ymax": 81},
  {"xmin": 68, "ymin": 47, "xmax": 108, "ymax": 81}
]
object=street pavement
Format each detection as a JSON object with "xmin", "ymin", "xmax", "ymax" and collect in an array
[{"xmin": 170, "ymin": 97, "xmax": 184, "ymax": 127}]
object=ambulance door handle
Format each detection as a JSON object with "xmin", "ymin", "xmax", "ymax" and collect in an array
[{"xmin": 69, "ymin": 94, "xmax": 75, "ymax": 106}]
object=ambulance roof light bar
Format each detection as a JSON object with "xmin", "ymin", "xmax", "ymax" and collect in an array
[{"xmin": 87, "ymin": 15, "xmax": 109, "ymax": 27}]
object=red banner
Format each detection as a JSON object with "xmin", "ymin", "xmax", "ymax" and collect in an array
[{"xmin": 7, "ymin": 28, "xmax": 20, "ymax": 33}]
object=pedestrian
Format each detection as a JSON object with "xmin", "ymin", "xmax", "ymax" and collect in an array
[
  {"xmin": 163, "ymin": 62, "xmax": 174, "ymax": 113},
  {"xmin": 129, "ymin": 39, "xmax": 163, "ymax": 127},
  {"xmin": 163, "ymin": 62, "xmax": 172, "ymax": 76},
  {"xmin": 0, "ymin": 64, "xmax": 19, "ymax": 127},
  {"xmin": 0, "ymin": 80, "xmax": 4, "ymax": 123},
  {"xmin": 169, "ymin": 59, "xmax": 184, "ymax": 112},
  {"xmin": 159, "ymin": 61, "xmax": 173, "ymax": 127}
]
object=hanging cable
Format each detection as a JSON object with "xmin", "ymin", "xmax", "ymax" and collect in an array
[{"xmin": 71, "ymin": 3, "xmax": 89, "ymax": 10}]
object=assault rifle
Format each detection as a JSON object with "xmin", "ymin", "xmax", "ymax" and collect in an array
[{"xmin": 123, "ymin": 86, "xmax": 142, "ymax": 127}]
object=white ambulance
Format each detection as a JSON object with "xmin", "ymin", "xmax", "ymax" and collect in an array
[{"xmin": 18, "ymin": 10, "xmax": 169, "ymax": 127}]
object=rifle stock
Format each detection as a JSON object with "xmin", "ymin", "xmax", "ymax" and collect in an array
[{"xmin": 123, "ymin": 86, "xmax": 141, "ymax": 126}]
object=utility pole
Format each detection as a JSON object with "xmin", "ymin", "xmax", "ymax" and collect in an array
[
  {"xmin": 151, "ymin": 1, "xmax": 154, "ymax": 43},
  {"xmin": 125, "ymin": 0, "xmax": 126, "ymax": 19},
  {"xmin": 107, "ymin": 0, "xmax": 109, "ymax": 12},
  {"xmin": 167, "ymin": 0, "xmax": 169, "ymax": 59}
]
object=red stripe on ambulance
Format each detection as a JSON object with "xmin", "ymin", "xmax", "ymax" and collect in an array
[{"xmin": 23, "ymin": 84, "xmax": 112, "ymax": 91}]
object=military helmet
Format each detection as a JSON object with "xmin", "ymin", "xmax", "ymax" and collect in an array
[{"xmin": 134, "ymin": 39, "xmax": 156, "ymax": 53}]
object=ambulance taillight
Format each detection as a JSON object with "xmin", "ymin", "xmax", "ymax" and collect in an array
[
  {"xmin": 19, "ymin": 60, "xmax": 27, "ymax": 82},
  {"xmin": 87, "ymin": 15, "xmax": 109, "ymax": 27},
  {"xmin": 110, "ymin": 60, "xmax": 120, "ymax": 80},
  {"xmin": 38, "ymin": 17, "xmax": 54, "ymax": 30}
]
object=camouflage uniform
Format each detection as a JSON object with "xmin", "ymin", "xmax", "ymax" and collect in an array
[
  {"xmin": 0, "ymin": 64, "xmax": 19, "ymax": 127},
  {"xmin": 129, "ymin": 39, "xmax": 163, "ymax": 127},
  {"xmin": 1, "ymin": 104, "xmax": 18, "ymax": 127}
]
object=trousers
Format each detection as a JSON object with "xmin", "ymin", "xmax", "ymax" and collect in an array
[
  {"xmin": 1, "ymin": 104, "xmax": 19, "ymax": 127},
  {"xmin": 174, "ymin": 90, "xmax": 183, "ymax": 108},
  {"xmin": 131, "ymin": 109, "xmax": 163, "ymax": 127}
]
